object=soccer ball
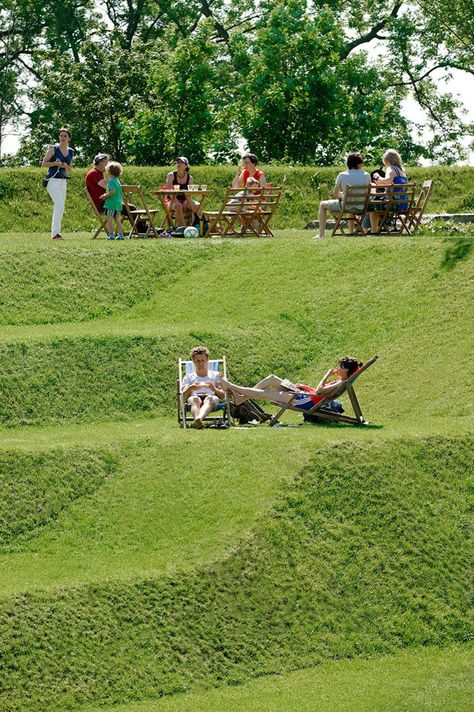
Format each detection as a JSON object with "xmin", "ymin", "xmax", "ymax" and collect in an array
[{"xmin": 184, "ymin": 226, "xmax": 199, "ymax": 238}]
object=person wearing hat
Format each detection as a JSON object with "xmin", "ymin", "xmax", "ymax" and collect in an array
[
  {"xmin": 166, "ymin": 156, "xmax": 199, "ymax": 226},
  {"xmin": 85, "ymin": 153, "xmax": 109, "ymax": 212}
]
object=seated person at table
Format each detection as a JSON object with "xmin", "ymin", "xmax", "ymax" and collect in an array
[
  {"xmin": 221, "ymin": 356, "xmax": 362, "ymax": 409},
  {"xmin": 166, "ymin": 156, "xmax": 200, "ymax": 226},
  {"xmin": 316, "ymin": 152, "xmax": 370, "ymax": 238},
  {"xmin": 363, "ymin": 149, "xmax": 408, "ymax": 234},
  {"xmin": 85, "ymin": 152, "xmax": 140, "ymax": 226},
  {"xmin": 181, "ymin": 346, "xmax": 226, "ymax": 429},
  {"xmin": 228, "ymin": 176, "xmax": 260, "ymax": 211},
  {"xmin": 232, "ymin": 153, "xmax": 267, "ymax": 189}
]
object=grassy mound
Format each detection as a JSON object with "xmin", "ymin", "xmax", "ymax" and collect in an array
[
  {"xmin": 82, "ymin": 644, "xmax": 474, "ymax": 712},
  {"xmin": 0, "ymin": 436, "xmax": 471, "ymax": 711},
  {"xmin": 0, "ymin": 448, "xmax": 116, "ymax": 550},
  {"xmin": 0, "ymin": 165, "xmax": 472, "ymax": 233}
]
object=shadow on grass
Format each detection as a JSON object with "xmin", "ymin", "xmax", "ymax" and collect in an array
[{"xmin": 441, "ymin": 237, "xmax": 473, "ymax": 270}]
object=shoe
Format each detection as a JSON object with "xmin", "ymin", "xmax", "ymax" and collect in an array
[
  {"xmin": 52, "ymin": 234, "xmax": 63, "ymax": 240},
  {"xmin": 117, "ymin": 234, "xmax": 124, "ymax": 240},
  {"xmin": 108, "ymin": 234, "xmax": 115, "ymax": 240},
  {"xmin": 312, "ymin": 235, "xmax": 323, "ymax": 239}
]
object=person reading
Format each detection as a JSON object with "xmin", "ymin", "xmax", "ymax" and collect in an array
[
  {"xmin": 181, "ymin": 346, "xmax": 226, "ymax": 428},
  {"xmin": 220, "ymin": 357, "xmax": 362, "ymax": 410}
]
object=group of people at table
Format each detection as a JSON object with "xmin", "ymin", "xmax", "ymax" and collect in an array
[
  {"xmin": 42, "ymin": 126, "xmax": 406, "ymax": 240},
  {"xmin": 181, "ymin": 345, "xmax": 362, "ymax": 429}
]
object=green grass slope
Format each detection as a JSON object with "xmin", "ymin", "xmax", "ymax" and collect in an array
[
  {"xmin": 0, "ymin": 436, "xmax": 471, "ymax": 711},
  {"xmin": 0, "ymin": 233, "xmax": 472, "ymax": 428},
  {"xmin": 0, "ymin": 165, "xmax": 472, "ymax": 232},
  {"xmin": 0, "ymin": 230, "xmax": 472, "ymax": 711},
  {"xmin": 82, "ymin": 644, "xmax": 474, "ymax": 712}
]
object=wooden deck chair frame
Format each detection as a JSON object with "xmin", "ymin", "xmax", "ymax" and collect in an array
[
  {"xmin": 405, "ymin": 180, "xmax": 433, "ymax": 234},
  {"xmin": 331, "ymin": 185, "xmax": 371, "ymax": 236},
  {"xmin": 85, "ymin": 187, "xmax": 108, "ymax": 239},
  {"xmin": 239, "ymin": 186, "xmax": 282, "ymax": 237},
  {"xmin": 269, "ymin": 355, "xmax": 379, "ymax": 427},
  {"xmin": 121, "ymin": 185, "xmax": 160, "ymax": 238},
  {"xmin": 205, "ymin": 189, "xmax": 249, "ymax": 237},
  {"xmin": 177, "ymin": 356, "xmax": 233, "ymax": 428},
  {"xmin": 376, "ymin": 183, "xmax": 417, "ymax": 236}
]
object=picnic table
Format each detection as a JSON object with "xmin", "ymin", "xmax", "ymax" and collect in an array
[{"xmin": 151, "ymin": 188, "xmax": 213, "ymax": 228}]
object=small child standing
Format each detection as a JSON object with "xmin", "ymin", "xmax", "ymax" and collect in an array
[{"xmin": 101, "ymin": 161, "xmax": 124, "ymax": 240}]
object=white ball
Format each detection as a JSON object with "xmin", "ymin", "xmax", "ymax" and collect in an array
[{"xmin": 184, "ymin": 226, "xmax": 199, "ymax": 238}]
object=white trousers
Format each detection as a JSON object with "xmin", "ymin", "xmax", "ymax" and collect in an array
[{"xmin": 47, "ymin": 178, "xmax": 67, "ymax": 236}]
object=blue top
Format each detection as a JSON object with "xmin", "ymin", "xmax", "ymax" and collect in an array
[
  {"xmin": 46, "ymin": 144, "xmax": 74, "ymax": 179},
  {"xmin": 392, "ymin": 165, "xmax": 408, "ymax": 211}
]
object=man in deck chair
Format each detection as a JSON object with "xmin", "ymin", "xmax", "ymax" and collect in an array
[
  {"xmin": 221, "ymin": 356, "xmax": 362, "ymax": 411},
  {"xmin": 181, "ymin": 345, "xmax": 226, "ymax": 429}
]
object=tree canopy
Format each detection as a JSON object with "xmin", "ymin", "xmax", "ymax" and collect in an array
[{"xmin": 0, "ymin": 0, "xmax": 472, "ymax": 165}]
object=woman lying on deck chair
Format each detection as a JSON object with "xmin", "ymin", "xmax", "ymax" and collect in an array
[{"xmin": 221, "ymin": 357, "xmax": 362, "ymax": 410}]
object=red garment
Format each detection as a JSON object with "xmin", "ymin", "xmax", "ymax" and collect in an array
[
  {"xmin": 295, "ymin": 383, "xmax": 324, "ymax": 406},
  {"xmin": 242, "ymin": 168, "xmax": 264, "ymax": 186},
  {"xmin": 85, "ymin": 167, "xmax": 105, "ymax": 210}
]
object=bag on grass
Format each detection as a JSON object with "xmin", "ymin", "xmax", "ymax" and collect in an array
[
  {"xmin": 230, "ymin": 399, "xmax": 272, "ymax": 424},
  {"xmin": 303, "ymin": 399, "xmax": 344, "ymax": 423}
]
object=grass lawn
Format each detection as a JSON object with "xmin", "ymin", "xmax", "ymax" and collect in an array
[
  {"xmin": 0, "ymin": 229, "xmax": 471, "ymax": 711},
  {"xmin": 81, "ymin": 643, "xmax": 474, "ymax": 712}
]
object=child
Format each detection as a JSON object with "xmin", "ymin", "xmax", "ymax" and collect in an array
[{"xmin": 101, "ymin": 161, "xmax": 124, "ymax": 240}]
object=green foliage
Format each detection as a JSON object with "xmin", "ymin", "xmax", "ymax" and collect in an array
[
  {"xmin": 0, "ymin": 165, "xmax": 473, "ymax": 233},
  {"xmin": 0, "ymin": 448, "xmax": 116, "ymax": 549},
  {"xmin": 2, "ymin": 0, "xmax": 472, "ymax": 164},
  {"xmin": 0, "ymin": 436, "xmax": 471, "ymax": 710}
]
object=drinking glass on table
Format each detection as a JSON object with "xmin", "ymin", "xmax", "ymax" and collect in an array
[{"xmin": 200, "ymin": 185, "xmax": 207, "ymax": 191}]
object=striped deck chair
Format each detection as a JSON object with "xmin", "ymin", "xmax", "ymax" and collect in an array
[
  {"xmin": 269, "ymin": 355, "xmax": 379, "ymax": 427},
  {"xmin": 177, "ymin": 356, "xmax": 233, "ymax": 428}
]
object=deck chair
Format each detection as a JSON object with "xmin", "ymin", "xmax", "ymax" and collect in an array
[
  {"xmin": 269, "ymin": 355, "xmax": 379, "ymax": 427},
  {"xmin": 121, "ymin": 185, "xmax": 160, "ymax": 238},
  {"xmin": 377, "ymin": 183, "xmax": 417, "ymax": 235},
  {"xmin": 85, "ymin": 187, "xmax": 108, "ymax": 239},
  {"xmin": 405, "ymin": 180, "xmax": 433, "ymax": 234},
  {"xmin": 239, "ymin": 186, "xmax": 282, "ymax": 237},
  {"xmin": 177, "ymin": 357, "xmax": 233, "ymax": 428},
  {"xmin": 331, "ymin": 185, "xmax": 371, "ymax": 236}
]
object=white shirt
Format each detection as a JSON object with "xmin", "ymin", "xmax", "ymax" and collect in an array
[{"xmin": 182, "ymin": 369, "xmax": 221, "ymax": 395}]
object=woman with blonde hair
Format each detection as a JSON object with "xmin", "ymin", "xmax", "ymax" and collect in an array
[{"xmin": 366, "ymin": 149, "xmax": 408, "ymax": 234}]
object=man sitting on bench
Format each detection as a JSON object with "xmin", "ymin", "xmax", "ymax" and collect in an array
[
  {"xmin": 181, "ymin": 346, "xmax": 226, "ymax": 428},
  {"xmin": 220, "ymin": 357, "xmax": 362, "ymax": 409}
]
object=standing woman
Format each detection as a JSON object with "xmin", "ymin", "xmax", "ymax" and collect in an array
[{"xmin": 42, "ymin": 127, "xmax": 74, "ymax": 239}]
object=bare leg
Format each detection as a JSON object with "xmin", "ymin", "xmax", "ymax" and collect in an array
[
  {"xmin": 175, "ymin": 203, "xmax": 185, "ymax": 226},
  {"xmin": 106, "ymin": 214, "xmax": 114, "ymax": 235},
  {"xmin": 253, "ymin": 374, "xmax": 286, "ymax": 390},
  {"xmin": 318, "ymin": 201, "xmax": 328, "ymax": 238},
  {"xmin": 370, "ymin": 212, "xmax": 380, "ymax": 234},
  {"xmin": 188, "ymin": 395, "xmax": 203, "ymax": 422},
  {"xmin": 198, "ymin": 395, "xmax": 219, "ymax": 422},
  {"xmin": 221, "ymin": 377, "xmax": 293, "ymax": 406}
]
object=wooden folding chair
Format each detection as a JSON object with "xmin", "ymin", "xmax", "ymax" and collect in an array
[
  {"xmin": 204, "ymin": 189, "xmax": 249, "ymax": 237},
  {"xmin": 269, "ymin": 355, "xmax": 379, "ymax": 427},
  {"xmin": 377, "ymin": 183, "xmax": 417, "ymax": 235},
  {"xmin": 121, "ymin": 185, "xmax": 160, "ymax": 238},
  {"xmin": 177, "ymin": 357, "xmax": 233, "ymax": 428},
  {"xmin": 85, "ymin": 187, "xmax": 108, "ymax": 239},
  {"xmin": 331, "ymin": 185, "xmax": 371, "ymax": 236},
  {"xmin": 405, "ymin": 180, "xmax": 433, "ymax": 234},
  {"xmin": 240, "ymin": 186, "xmax": 282, "ymax": 237}
]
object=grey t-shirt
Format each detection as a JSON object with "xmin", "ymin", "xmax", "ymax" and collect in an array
[{"xmin": 335, "ymin": 169, "xmax": 371, "ymax": 211}]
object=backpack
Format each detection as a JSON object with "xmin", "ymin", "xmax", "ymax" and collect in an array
[
  {"xmin": 229, "ymin": 399, "xmax": 272, "ymax": 424},
  {"xmin": 193, "ymin": 211, "xmax": 209, "ymax": 237},
  {"xmin": 303, "ymin": 400, "xmax": 344, "ymax": 423}
]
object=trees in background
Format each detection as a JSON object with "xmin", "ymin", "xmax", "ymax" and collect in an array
[{"xmin": 0, "ymin": 0, "xmax": 472, "ymax": 165}]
